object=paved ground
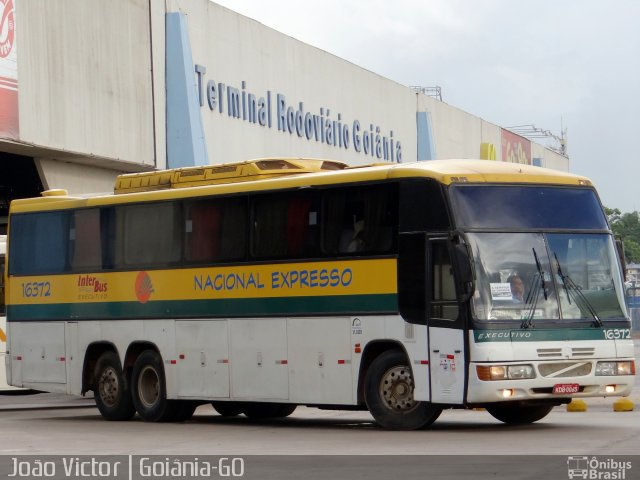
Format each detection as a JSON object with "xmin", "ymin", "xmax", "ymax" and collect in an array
[
  {"xmin": 0, "ymin": 384, "xmax": 638, "ymax": 457},
  {"xmin": 0, "ymin": 357, "xmax": 636, "ymax": 480}
]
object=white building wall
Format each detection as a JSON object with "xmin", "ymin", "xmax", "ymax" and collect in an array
[
  {"xmin": 166, "ymin": 0, "xmax": 417, "ymax": 166},
  {"xmin": 4, "ymin": 0, "xmax": 570, "ymax": 194},
  {"xmin": 532, "ymin": 142, "xmax": 569, "ymax": 170},
  {"xmin": 417, "ymin": 91, "xmax": 569, "ymax": 168},
  {"xmin": 420, "ymin": 95, "xmax": 483, "ymax": 159},
  {"xmin": 16, "ymin": 0, "xmax": 156, "ymax": 169},
  {"xmin": 418, "ymin": 94, "xmax": 502, "ymax": 161},
  {"xmin": 36, "ymin": 160, "xmax": 122, "ymax": 195},
  {"xmin": 480, "ymin": 120, "xmax": 502, "ymax": 159},
  {"xmin": 150, "ymin": 0, "xmax": 167, "ymax": 170}
]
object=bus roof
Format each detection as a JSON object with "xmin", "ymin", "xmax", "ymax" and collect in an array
[
  {"xmin": 113, "ymin": 158, "xmax": 591, "ymax": 194},
  {"xmin": 9, "ymin": 158, "xmax": 594, "ymax": 213},
  {"xmin": 113, "ymin": 158, "xmax": 349, "ymax": 194}
]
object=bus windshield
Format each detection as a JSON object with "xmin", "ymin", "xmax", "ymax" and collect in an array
[
  {"xmin": 450, "ymin": 185, "xmax": 625, "ymax": 324},
  {"xmin": 451, "ymin": 185, "xmax": 608, "ymax": 230},
  {"xmin": 467, "ymin": 232, "xmax": 626, "ymax": 323}
]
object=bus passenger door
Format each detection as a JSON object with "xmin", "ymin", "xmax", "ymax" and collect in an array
[{"xmin": 427, "ymin": 239, "xmax": 466, "ymax": 405}]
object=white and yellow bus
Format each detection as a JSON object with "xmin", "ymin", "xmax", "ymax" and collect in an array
[
  {"xmin": 0, "ymin": 235, "xmax": 13, "ymax": 392},
  {"xmin": 4, "ymin": 158, "xmax": 635, "ymax": 428},
  {"xmin": 1, "ymin": 235, "xmax": 27, "ymax": 393}
]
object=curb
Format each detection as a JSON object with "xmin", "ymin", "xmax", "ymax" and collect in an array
[
  {"xmin": 566, "ymin": 399, "xmax": 587, "ymax": 412},
  {"xmin": 613, "ymin": 397, "xmax": 635, "ymax": 412},
  {"xmin": 565, "ymin": 397, "xmax": 637, "ymax": 412}
]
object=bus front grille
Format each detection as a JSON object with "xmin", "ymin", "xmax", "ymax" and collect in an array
[
  {"xmin": 538, "ymin": 362, "xmax": 592, "ymax": 378},
  {"xmin": 537, "ymin": 347, "xmax": 596, "ymax": 359}
]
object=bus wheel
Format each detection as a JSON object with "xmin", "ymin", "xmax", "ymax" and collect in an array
[
  {"xmin": 131, "ymin": 350, "xmax": 175, "ymax": 422},
  {"xmin": 94, "ymin": 351, "xmax": 136, "ymax": 421},
  {"xmin": 365, "ymin": 350, "xmax": 442, "ymax": 430},
  {"xmin": 242, "ymin": 402, "xmax": 297, "ymax": 419},
  {"xmin": 486, "ymin": 404, "xmax": 554, "ymax": 424},
  {"xmin": 212, "ymin": 402, "xmax": 243, "ymax": 417}
]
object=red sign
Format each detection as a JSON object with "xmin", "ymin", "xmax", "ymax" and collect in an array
[
  {"xmin": 501, "ymin": 129, "xmax": 531, "ymax": 165},
  {"xmin": 0, "ymin": 0, "xmax": 15, "ymax": 58},
  {"xmin": 552, "ymin": 383, "xmax": 580, "ymax": 395},
  {"xmin": 0, "ymin": 0, "xmax": 18, "ymax": 139}
]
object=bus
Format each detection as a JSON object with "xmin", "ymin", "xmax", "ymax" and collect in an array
[
  {"xmin": 0, "ymin": 235, "xmax": 12, "ymax": 391},
  {"xmin": 1, "ymin": 235, "xmax": 27, "ymax": 393},
  {"xmin": 4, "ymin": 158, "xmax": 635, "ymax": 429}
]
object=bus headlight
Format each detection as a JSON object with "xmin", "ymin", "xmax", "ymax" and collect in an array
[
  {"xmin": 595, "ymin": 361, "xmax": 635, "ymax": 376},
  {"xmin": 508, "ymin": 364, "xmax": 536, "ymax": 379},
  {"xmin": 477, "ymin": 364, "xmax": 535, "ymax": 381}
]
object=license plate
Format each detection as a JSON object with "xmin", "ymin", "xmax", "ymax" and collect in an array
[{"xmin": 553, "ymin": 383, "xmax": 580, "ymax": 394}]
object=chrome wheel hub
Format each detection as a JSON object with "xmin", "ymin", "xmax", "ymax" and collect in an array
[
  {"xmin": 379, "ymin": 365, "xmax": 418, "ymax": 412},
  {"xmin": 138, "ymin": 366, "xmax": 160, "ymax": 408},
  {"xmin": 98, "ymin": 367, "xmax": 119, "ymax": 406}
]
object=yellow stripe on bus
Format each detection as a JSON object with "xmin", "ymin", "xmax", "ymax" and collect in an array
[{"xmin": 8, "ymin": 258, "xmax": 397, "ymax": 306}]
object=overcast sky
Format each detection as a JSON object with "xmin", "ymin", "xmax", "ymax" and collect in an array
[{"xmin": 213, "ymin": 0, "xmax": 639, "ymax": 212}]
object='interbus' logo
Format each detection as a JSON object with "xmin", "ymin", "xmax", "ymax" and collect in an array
[
  {"xmin": 0, "ymin": 0, "xmax": 15, "ymax": 58},
  {"xmin": 135, "ymin": 272, "xmax": 154, "ymax": 304},
  {"xmin": 77, "ymin": 275, "xmax": 108, "ymax": 300}
]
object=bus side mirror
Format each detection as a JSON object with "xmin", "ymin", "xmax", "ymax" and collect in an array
[{"xmin": 454, "ymin": 243, "xmax": 474, "ymax": 301}]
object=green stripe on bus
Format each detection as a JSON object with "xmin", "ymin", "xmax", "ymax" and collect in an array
[
  {"xmin": 473, "ymin": 328, "xmax": 618, "ymax": 342},
  {"xmin": 7, "ymin": 294, "xmax": 398, "ymax": 321}
]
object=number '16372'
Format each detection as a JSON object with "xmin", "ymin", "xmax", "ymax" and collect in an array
[
  {"xmin": 21, "ymin": 282, "xmax": 51, "ymax": 298},
  {"xmin": 603, "ymin": 329, "xmax": 631, "ymax": 340}
]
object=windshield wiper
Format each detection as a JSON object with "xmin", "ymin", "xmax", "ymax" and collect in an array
[
  {"xmin": 553, "ymin": 252, "xmax": 603, "ymax": 327},
  {"xmin": 533, "ymin": 248, "xmax": 548, "ymax": 301},
  {"xmin": 521, "ymin": 248, "xmax": 548, "ymax": 329}
]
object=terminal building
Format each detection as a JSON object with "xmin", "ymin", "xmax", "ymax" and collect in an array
[{"xmin": 0, "ymin": 0, "xmax": 569, "ymax": 233}]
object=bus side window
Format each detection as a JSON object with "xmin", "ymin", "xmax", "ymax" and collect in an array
[
  {"xmin": 100, "ymin": 207, "xmax": 116, "ymax": 270},
  {"xmin": 286, "ymin": 197, "xmax": 311, "ymax": 257},
  {"xmin": 9, "ymin": 211, "xmax": 71, "ymax": 275},
  {"xmin": 399, "ymin": 179, "xmax": 450, "ymax": 232},
  {"xmin": 185, "ymin": 201, "xmax": 222, "ymax": 263},
  {"xmin": 251, "ymin": 196, "xmax": 288, "ymax": 258},
  {"xmin": 322, "ymin": 189, "xmax": 348, "ymax": 254},
  {"xmin": 116, "ymin": 202, "xmax": 182, "ymax": 268},
  {"xmin": 430, "ymin": 241, "xmax": 459, "ymax": 321},
  {"xmin": 186, "ymin": 197, "xmax": 247, "ymax": 263},
  {"xmin": 70, "ymin": 209, "xmax": 102, "ymax": 270},
  {"xmin": 251, "ymin": 194, "xmax": 317, "ymax": 260},
  {"xmin": 218, "ymin": 198, "xmax": 247, "ymax": 261},
  {"xmin": 322, "ymin": 184, "xmax": 396, "ymax": 255}
]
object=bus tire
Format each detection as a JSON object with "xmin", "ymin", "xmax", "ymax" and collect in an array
[
  {"xmin": 93, "ymin": 351, "xmax": 136, "ymax": 421},
  {"xmin": 242, "ymin": 402, "xmax": 297, "ymax": 419},
  {"xmin": 211, "ymin": 402, "xmax": 243, "ymax": 417},
  {"xmin": 486, "ymin": 404, "xmax": 554, "ymax": 424},
  {"xmin": 131, "ymin": 350, "xmax": 175, "ymax": 422},
  {"xmin": 364, "ymin": 350, "xmax": 442, "ymax": 430}
]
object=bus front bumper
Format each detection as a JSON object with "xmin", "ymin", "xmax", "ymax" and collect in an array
[{"xmin": 465, "ymin": 360, "xmax": 635, "ymax": 404}]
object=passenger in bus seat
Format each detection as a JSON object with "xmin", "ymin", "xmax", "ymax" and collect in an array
[{"xmin": 347, "ymin": 220, "xmax": 365, "ymax": 253}]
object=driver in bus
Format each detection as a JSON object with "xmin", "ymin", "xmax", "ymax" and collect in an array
[{"xmin": 507, "ymin": 273, "xmax": 525, "ymax": 303}]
